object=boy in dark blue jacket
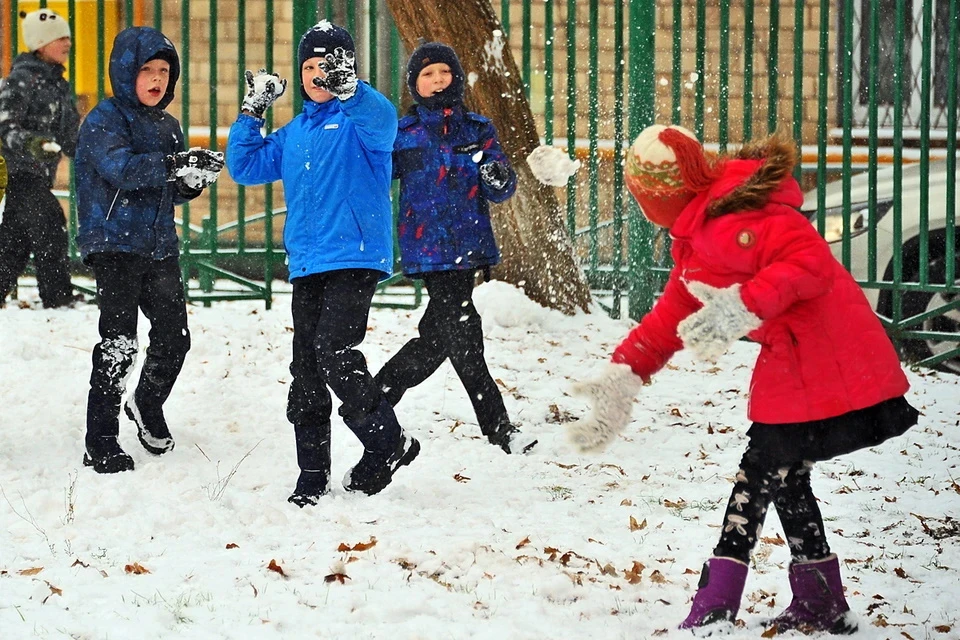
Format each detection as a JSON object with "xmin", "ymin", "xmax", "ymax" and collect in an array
[
  {"xmin": 374, "ymin": 42, "xmax": 536, "ymax": 455},
  {"xmin": 76, "ymin": 27, "xmax": 224, "ymax": 473},
  {"xmin": 227, "ymin": 21, "xmax": 419, "ymax": 505}
]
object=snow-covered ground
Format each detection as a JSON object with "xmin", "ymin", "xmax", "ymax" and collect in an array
[{"xmin": 1, "ymin": 279, "xmax": 958, "ymax": 639}]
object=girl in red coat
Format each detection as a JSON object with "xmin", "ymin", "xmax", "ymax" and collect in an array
[{"xmin": 568, "ymin": 125, "xmax": 918, "ymax": 634}]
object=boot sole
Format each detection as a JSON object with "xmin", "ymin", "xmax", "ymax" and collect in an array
[{"xmin": 124, "ymin": 402, "xmax": 175, "ymax": 455}]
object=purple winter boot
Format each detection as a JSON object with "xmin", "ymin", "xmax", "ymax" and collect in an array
[
  {"xmin": 768, "ymin": 554, "xmax": 858, "ymax": 635},
  {"xmin": 679, "ymin": 557, "xmax": 749, "ymax": 630}
]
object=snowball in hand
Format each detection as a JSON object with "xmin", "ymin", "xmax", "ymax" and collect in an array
[
  {"xmin": 527, "ymin": 145, "xmax": 581, "ymax": 187},
  {"xmin": 42, "ymin": 141, "xmax": 62, "ymax": 153}
]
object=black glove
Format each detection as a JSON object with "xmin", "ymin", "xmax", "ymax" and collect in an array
[
  {"xmin": 27, "ymin": 137, "xmax": 61, "ymax": 162},
  {"xmin": 242, "ymin": 69, "xmax": 287, "ymax": 118},
  {"xmin": 312, "ymin": 47, "xmax": 358, "ymax": 100},
  {"xmin": 479, "ymin": 160, "xmax": 511, "ymax": 190},
  {"xmin": 165, "ymin": 148, "xmax": 225, "ymax": 189}
]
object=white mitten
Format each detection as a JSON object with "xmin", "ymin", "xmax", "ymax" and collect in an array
[
  {"xmin": 566, "ymin": 362, "xmax": 644, "ymax": 453},
  {"xmin": 678, "ymin": 281, "xmax": 762, "ymax": 363},
  {"xmin": 527, "ymin": 145, "xmax": 581, "ymax": 186}
]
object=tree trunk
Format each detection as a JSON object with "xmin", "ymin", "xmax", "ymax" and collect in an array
[{"xmin": 384, "ymin": 0, "xmax": 591, "ymax": 315}]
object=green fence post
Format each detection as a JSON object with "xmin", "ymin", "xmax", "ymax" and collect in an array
[
  {"xmin": 292, "ymin": 0, "xmax": 315, "ymax": 116},
  {"xmin": 611, "ymin": 0, "xmax": 625, "ymax": 319},
  {"xmin": 627, "ymin": 0, "xmax": 656, "ymax": 321},
  {"xmin": 565, "ymin": 0, "xmax": 577, "ymax": 240}
]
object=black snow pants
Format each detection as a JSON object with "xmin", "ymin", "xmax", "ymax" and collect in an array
[
  {"xmin": 373, "ymin": 269, "xmax": 508, "ymax": 436},
  {"xmin": 85, "ymin": 253, "xmax": 190, "ymax": 449},
  {"xmin": 286, "ymin": 269, "xmax": 402, "ymax": 473},
  {"xmin": 0, "ymin": 174, "xmax": 73, "ymax": 307}
]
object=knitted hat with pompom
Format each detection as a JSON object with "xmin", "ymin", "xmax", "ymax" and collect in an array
[{"xmin": 624, "ymin": 124, "xmax": 718, "ymax": 229}]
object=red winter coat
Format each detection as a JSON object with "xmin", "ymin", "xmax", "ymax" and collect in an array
[{"xmin": 613, "ymin": 153, "xmax": 908, "ymax": 424}]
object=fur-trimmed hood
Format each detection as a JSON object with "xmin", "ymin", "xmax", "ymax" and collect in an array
[{"xmin": 705, "ymin": 132, "xmax": 800, "ymax": 217}]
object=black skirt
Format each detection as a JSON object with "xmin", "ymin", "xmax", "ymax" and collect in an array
[{"xmin": 746, "ymin": 396, "xmax": 919, "ymax": 467}]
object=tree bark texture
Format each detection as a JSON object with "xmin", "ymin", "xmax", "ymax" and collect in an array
[{"xmin": 384, "ymin": 0, "xmax": 591, "ymax": 314}]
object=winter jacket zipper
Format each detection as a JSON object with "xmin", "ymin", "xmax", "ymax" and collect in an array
[{"xmin": 105, "ymin": 188, "xmax": 121, "ymax": 221}]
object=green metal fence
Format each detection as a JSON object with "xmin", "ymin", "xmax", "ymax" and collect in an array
[{"xmin": 2, "ymin": 0, "xmax": 957, "ymax": 370}]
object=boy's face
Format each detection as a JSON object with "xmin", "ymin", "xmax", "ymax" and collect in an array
[
  {"xmin": 301, "ymin": 57, "xmax": 334, "ymax": 104},
  {"xmin": 416, "ymin": 62, "xmax": 453, "ymax": 98},
  {"xmin": 35, "ymin": 37, "xmax": 71, "ymax": 66},
  {"xmin": 136, "ymin": 58, "xmax": 170, "ymax": 107}
]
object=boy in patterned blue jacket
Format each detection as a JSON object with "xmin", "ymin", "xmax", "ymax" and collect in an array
[
  {"xmin": 76, "ymin": 27, "xmax": 224, "ymax": 473},
  {"xmin": 374, "ymin": 42, "xmax": 536, "ymax": 455},
  {"xmin": 227, "ymin": 21, "xmax": 420, "ymax": 506}
]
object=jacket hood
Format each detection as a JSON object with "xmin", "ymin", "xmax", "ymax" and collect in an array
[
  {"xmin": 108, "ymin": 27, "xmax": 180, "ymax": 109},
  {"xmin": 706, "ymin": 132, "xmax": 801, "ymax": 217},
  {"xmin": 10, "ymin": 52, "xmax": 65, "ymax": 78}
]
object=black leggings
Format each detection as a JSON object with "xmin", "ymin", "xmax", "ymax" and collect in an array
[{"xmin": 713, "ymin": 447, "xmax": 831, "ymax": 564}]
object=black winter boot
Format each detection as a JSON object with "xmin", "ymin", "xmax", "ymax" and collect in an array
[
  {"xmin": 288, "ymin": 423, "xmax": 332, "ymax": 507},
  {"xmin": 342, "ymin": 398, "xmax": 420, "ymax": 495},
  {"xmin": 124, "ymin": 394, "xmax": 174, "ymax": 455},
  {"xmin": 83, "ymin": 437, "xmax": 135, "ymax": 474},
  {"xmin": 486, "ymin": 421, "xmax": 538, "ymax": 454}
]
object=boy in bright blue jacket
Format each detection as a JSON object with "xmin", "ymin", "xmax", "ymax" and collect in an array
[
  {"xmin": 76, "ymin": 26, "xmax": 224, "ymax": 473},
  {"xmin": 227, "ymin": 21, "xmax": 419, "ymax": 505},
  {"xmin": 373, "ymin": 42, "xmax": 536, "ymax": 455}
]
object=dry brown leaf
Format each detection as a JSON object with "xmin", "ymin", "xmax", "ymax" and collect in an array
[
  {"xmin": 250, "ymin": 583, "xmax": 258, "ymax": 597},
  {"xmin": 18, "ymin": 567, "xmax": 43, "ymax": 576},
  {"xmin": 669, "ymin": 408, "xmax": 683, "ymax": 417},
  {"xmin": 663, "ymin": 499, "xmax": 687, "ymax": 509},
  {"xmin": 338, "ymin": 537, "xmax": 377, "ymax": 552},
  {"xmin": 124, "ymin": 563, "xmax": 150, "ymax": 575},
  {"xmin": 453, "ymin": 473, "xmax": 471, "ymax": 483},
  {"xmin": 267, "ymin": 559, "xmax": 286, "ymax": 577},
  {"xmin": 226, "ymin": 543, "xmax": 239, "ymax": 549},
  {"xmin": 516, "ymin": 536, "xmax": 531, "ymax": 550},
  {"xmin": 760, "ymin": 533, "xmax": 786, "ymax": 546},
  {"xmin": 761, "ymin": 625, "xmax": 778, "ymax": 638},
  {"xmin": 623, "ymin": 561, "xmax": 645, "ymax": 584},
  {"xmin": 629, "ymin": 516, "xmax": 647, "ymax": 532},
  {"xmin": 894, "ymin": 567, "xmax": 909, "ymax": 579},
  {"xmin": 346, "ymin": 556, "xmax": 361, "ymax": 564},
  {"xmin": 649, "ymin": 570, "xmax": 668, "ymax": 584},
  {"xmin": 620, "ymin": 499, "xmax": 633, "ymax": 506},
  {"xmin": 324, "ymin": 572, "xmax": 350, "ymax": 584},
  {"xmin": 934, "ymin": 625, "xmax": 952, "ymax": 633},
  {"xmin": 70, "ymin": 559, "xmax": 89, "ymax": 568},
  {"xmin": 601, "ymin": 563, "xmax": 618, "ymax": 576}
]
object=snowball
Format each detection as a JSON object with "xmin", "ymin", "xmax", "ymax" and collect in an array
[
  {"xmin": 527, "ymin": 145, "xmax": 581, "ymax": 187},
  {"xmin": 42, "ymin": 141, "xmax": 61, "ymax": 153}
]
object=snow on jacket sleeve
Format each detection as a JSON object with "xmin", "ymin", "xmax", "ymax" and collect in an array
[
  {"xmin": 226, "ymin": 113, "xmax": 286, "ymax": 186},
  {"xmin": 84, "ymin": 105, "xmax": 170, "ymax": 190},
  {"xmin": 475, "ymin": 119, "xmax": 517, "ymax": 203},
  {"xmin": 612, "ymin": 268, "xmax": 700, "ymax": 381},
  {"xmin": 338, "ymin": 82, "xmax": 397, "ymax": 153},
  {"xmin": 0, "ymin": 68, "xmax": 34, "ymax": 152},
  {"xmin": 738, "ymin": 209, "xmax": 837, "ymax": 321}
]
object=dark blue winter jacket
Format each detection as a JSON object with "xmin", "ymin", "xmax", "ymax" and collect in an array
[
  {"xmin": 227, "ymin": 82, "xmax": 397, "ymax": 280},
  {"xmin": 393, "ymin": 104, "xmax": 516, "ymax": 276},
  {"xmin": 76, "ymin": 27, "xmax": 196, "ymax": 262}
]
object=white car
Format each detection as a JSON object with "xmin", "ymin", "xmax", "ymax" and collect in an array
[{"xmin": 801, "ymin": 160, "xmax": 960, "ymax": 373}]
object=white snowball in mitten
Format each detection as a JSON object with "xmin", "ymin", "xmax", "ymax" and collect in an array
[
  {"xmin": 678, "ymin": 281, "xmax": 762, "ymax": 363},
  {"xmin": 527, "ymin": 145, "xmax": 582, "ymax": 187},
  {"xmin": 566, "ymin": 362, "xmax": 644, "ymax": 453}
]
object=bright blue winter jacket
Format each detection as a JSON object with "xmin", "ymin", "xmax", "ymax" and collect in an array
[
  {"xmin": 226, "ymin": 82, "xmax": 397, "ymax": 280},
  {"xmin": 393, "ymin": 104, "xmax": 517, "ymax": 276},
  {"xmin": 76, "ymin": 27, "xmax": 196, "ymax": 262}
]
